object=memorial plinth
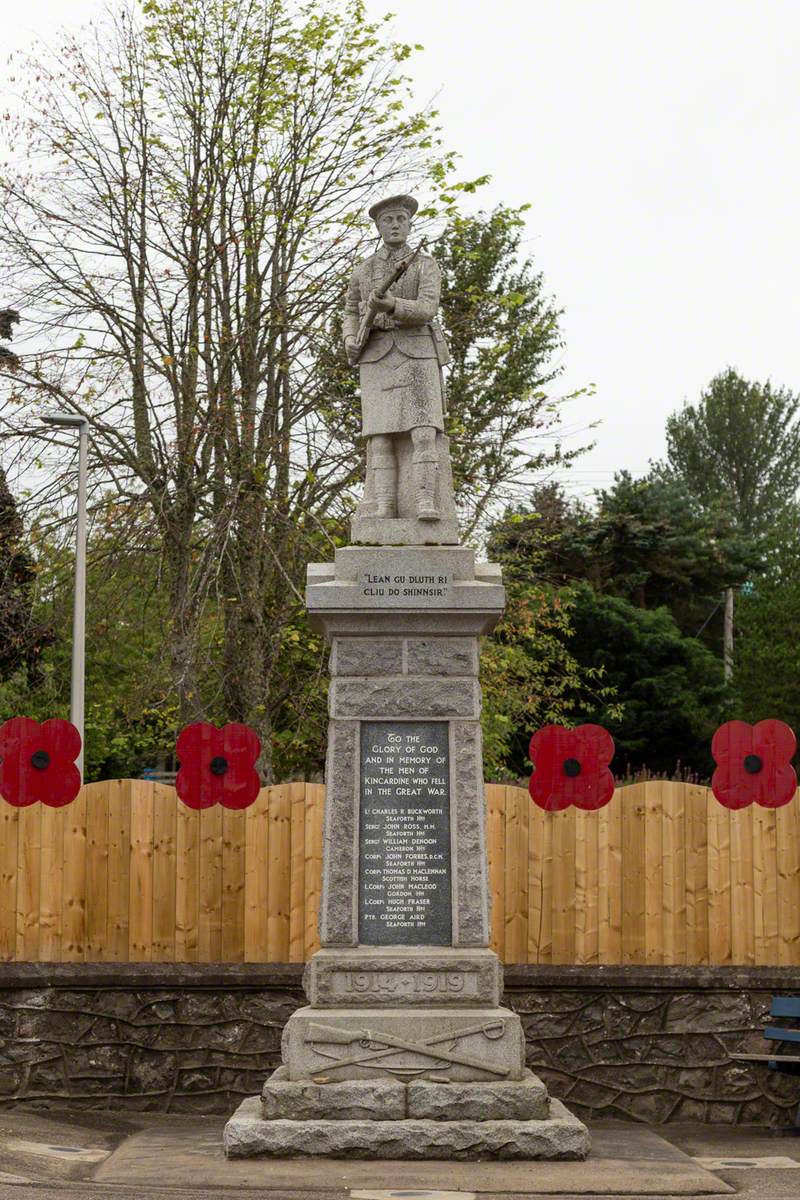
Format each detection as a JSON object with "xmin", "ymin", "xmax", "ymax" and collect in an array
[{"xmin": 224, "ymin": 545, "xmax": 590, "ymax": 1159}]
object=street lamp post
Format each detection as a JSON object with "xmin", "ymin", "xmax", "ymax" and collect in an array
[{"xmin": 42, "ymin": 413, "xmax": 88, "ymax": 780}]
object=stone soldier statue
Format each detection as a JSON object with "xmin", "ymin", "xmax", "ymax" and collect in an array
[{"xmin": 344, "ymin": 194, "xmax": 458, "ymax": 543}]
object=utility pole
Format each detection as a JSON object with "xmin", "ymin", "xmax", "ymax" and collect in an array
[
  {"xmin": 723, "ymin": 586, "xmax": 734, "ymax": 682},
  {"xmin": 42, "ymin": 413, "xmax": 88, "ymax": 780}
]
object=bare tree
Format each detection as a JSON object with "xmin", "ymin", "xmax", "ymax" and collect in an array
[{"xmin": 0, "ymin": 0, "xmax": 468, "ymax": 777}]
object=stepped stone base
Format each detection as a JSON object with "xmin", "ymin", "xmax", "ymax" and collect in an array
[
  {"xmin": 408, "ymin": 1071, "xmax": 549, "ymax": 1121},
  {"xmin": 262, "ymin": 1066, "xmax": 549, "ymax": 1121},
  {"xmin": 262, "ymin": 1069, "xmax": 406, "ymax": 1121},
  {"xmin": 224, "ymin": 1094, "xmax": 590, "ymax": 1160}
]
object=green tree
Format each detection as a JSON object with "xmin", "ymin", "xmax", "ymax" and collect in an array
[
  {"xmin": 483, "ymin": 508, "xmax": 620, "ymax": 780},
  {"xmin": 500, "ymin": 475, "xmax": 755, "ymax": 643},
  {"xmin": 434, "ymin": 206, "xmax": 586, "ymax": 536},
  {"xmin": 0, "ymin": 465, "xmax": 50, "ymax": 682},
  {"xmin": 487, "ymin": 479, "xmax": 740, "ymax": 778},
  {"xmin": 664, "ymin": 367, "xmax": 800, "ymax": 685},
  {"xmin": 0, "ymin": 500, "xmax": 179, "ymax": 780},
  {"xmin": 665, "ymin": 368, "xmax": 800, "ymax": 538},
  {"xmin": 734, "ymin": 506, "xmax": 800, "ymax": 730},
  {"xmin": 565, "ymin": 584, "xmax": 724, "ymax": 777}
]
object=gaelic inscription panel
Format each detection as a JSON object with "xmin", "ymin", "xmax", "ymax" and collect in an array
[{"xmin": 358, "ymin": 721, "xmax": 451, "ymax": 945}]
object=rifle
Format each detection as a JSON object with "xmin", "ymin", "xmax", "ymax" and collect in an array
[
  {"xmin": 305, "ymin": 1019, "xmax": 509, "ymax": 1076},
  {"xmin": 349, "ymin": 241, "xmax": 425, "ymax": 364}
]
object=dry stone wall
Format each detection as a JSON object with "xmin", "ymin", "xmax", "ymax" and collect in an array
[
  {"xmin": 0, "ymin": 966, "xmax": 296, "ymax": 1114},
  {"xmin": 0, "ymin": 964, "xmax": 797, "ymax": 1123},
  {"xmin": 508, "ymin": 965, "xmax": 800, "ymax": 1126}
]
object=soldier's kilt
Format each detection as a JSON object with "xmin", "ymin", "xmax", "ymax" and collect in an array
[{"xmin": 360, "ymin": 346, "xmax": 445, "ymax": 438}]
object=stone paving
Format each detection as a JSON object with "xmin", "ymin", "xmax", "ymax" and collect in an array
[{"xmin": 2, "ymin": 1098, "xmax": 800, "ymax": 1198}]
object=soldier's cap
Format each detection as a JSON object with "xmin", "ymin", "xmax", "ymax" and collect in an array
[{"xmin": 368, "ymin": 193, "xmax": 418, "ymax": 223}]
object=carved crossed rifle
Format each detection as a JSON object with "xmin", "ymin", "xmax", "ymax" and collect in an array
[{"xmin": 305, "ymin": 1018, "xmax": 508, "ymax": 1077}]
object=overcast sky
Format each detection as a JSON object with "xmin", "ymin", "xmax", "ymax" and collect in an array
[{"xmin": 4, "ymin": 0, "xmax": 799, "ymax": 497}]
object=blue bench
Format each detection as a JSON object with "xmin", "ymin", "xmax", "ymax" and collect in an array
[{"xmin": 730, "ymin": 996, "xmax": 800, "ymax": 1128}]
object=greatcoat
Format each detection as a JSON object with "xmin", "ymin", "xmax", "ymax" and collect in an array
[{"xmin": 343, "ymin": 243, "xmax": 450, "ymax": 439}]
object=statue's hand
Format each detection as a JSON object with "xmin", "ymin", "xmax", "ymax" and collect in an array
[
  {"xmin": 368, "ymin": 291, "xmax": 395, "ymax": 315},
  {"xmin": 345, "ymin": 338, "xmax": 360, "ymax": 366}
]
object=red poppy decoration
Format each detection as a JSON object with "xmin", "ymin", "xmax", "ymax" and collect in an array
[
  {"xmin": 0, "ymin": 717, "xmax": 82, "ymax": 808},
  {"xmin": 711, "ymin": 719, "xmax": 797, "ymax": 810},
  {"xmin": 176, "ymin": 722, "xmax": 261, "ymax": 811},
  {"xmin": 528, "ymin": 723, "xmax": 615, "ymax": 812}
]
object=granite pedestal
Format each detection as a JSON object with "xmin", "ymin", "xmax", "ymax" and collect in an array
[{"xmin": 224, "ymin": 545, "xmax": 589, "ymax": 1159}]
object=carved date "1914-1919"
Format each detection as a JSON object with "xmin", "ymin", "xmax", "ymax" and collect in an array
[{"xmin": 338, "ymin": 970, "xmax": 470, "ymax": 996}]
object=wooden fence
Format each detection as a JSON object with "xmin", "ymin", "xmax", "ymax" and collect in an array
[
  {"xmin": 0, "ymin": 779, "xmax": 798, "ymax": 965},
  {"xmin": 488, "ymin": 781, "xmax": 800, "ymax": 966}
]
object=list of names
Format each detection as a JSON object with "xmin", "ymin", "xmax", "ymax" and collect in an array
[{"xmin": 358, "ymin": 721, "xmax": 452, "ymax": 946}]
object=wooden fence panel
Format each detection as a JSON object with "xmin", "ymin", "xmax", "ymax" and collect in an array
[
  {"xmin": 598, "ymin": 787, "xmax": 622, "ymax": 964},
  {"xmin": 486, "ymin": 784, "xmax": 505, "ymax": 956},
  {"xmin": 128, "ymin": 783, "xmax": 154, "ymax": 962},
  {"xmin": 222, "ymin": 807, "xmax": 247, "ymax": 963},
  {"xmin": 15, "ymin": 804, "xmax": 41, "ymax": 962},
  {"xmin": 527, "ymin": 798, "xmax": 546, "ymax": 963},
  {"xmin": 62, "ymin": 789, "xmax": 87, "ymax": 961},
  {"xmin": 707, "ymin": 792, "xmax": 732, "ymax": 965},
  {"xmin": 551, "ymin": 808, "xmax": 576, "ymax": 964},
  {"xmin": 730, "ymin": 807, "xmax": 755, "ymax": 965},
  {"xmin": 0, "ymin": 804, "xmax": 18, "ymax": 961},
  {"xmin": 777, "ymin": 799, "xmax": 800, "ymax": 966},
  {"xmin": 106, "ymin": 780, "xmax": 131, "ymax": 961},
  {"xmin": 244, "ymin": 791, "xmax": 269, "ymax": 962},
  {"xmin": 39, "ymin": 803, "xmax": 64, "ymax": 961},
  {"xmin": 504, "ymin": 784, "xmax": 528, "ymax": 963},
  {"xmin": 175, "ymin": 800, "xmax": 199, "ymax": 962},
  {"xmin": 644, "ymin": 780, "xmax": 664, "ymax": 964},
  {"xmin": 753, "ymin": 804, "xmax": 778, "ymax": 967},
  {"xmin": 303, "ymin": 784, "xmax": 324, "ymax": 961},
  {"xmin": 621, "ymin": 783, "xmax": 647, "ymax": 964},
  {"xmin": 536, "ymin": 805, "xmax": 554, "ymax": 964},
  {"xmin": 662, "ymin": 782, "xmax": 687, "ymax": 965},
  {"xmin": 0, "ymin": 779, "xmax": 798, "ymax": 965},
  {"xmin": 152, "ymin": 785, "xmax": 178, "ymax": 961},
  {"xmin": 685, "ymin": 783, "xmax": 709, "ymax": 965},
  {"xmin": 574, "ymin": 807, "xmax": 599, "ymax": 966},
  {"xmin": 289, "ymin": 782, "xmax": 307, "ymax": 964},
  {"xmin": 85, "ymin": 783, "xmax": 109, "ymax": 961},
  {"xmin": 267, "ymin": 784, "xmax": 291, "ymax": 962},
  {"xmin": 199, "ymin": 805, "xmax": 223, "ymax": 962}
]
